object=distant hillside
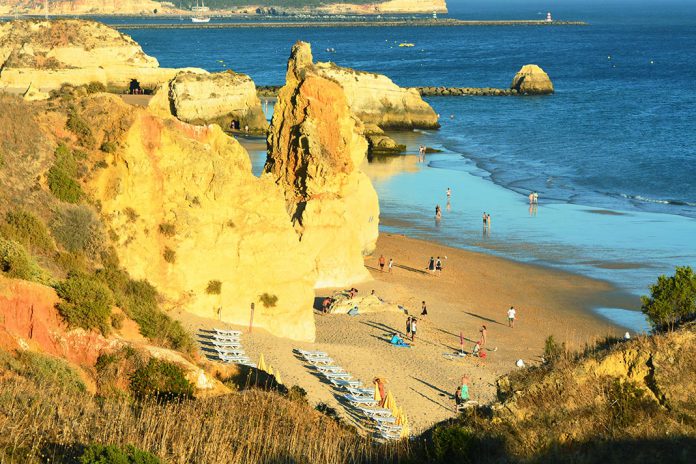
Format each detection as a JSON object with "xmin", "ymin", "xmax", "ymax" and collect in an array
[{"xmin": 0, "ymin": 1, "xmax": 448, "ymax": 16}]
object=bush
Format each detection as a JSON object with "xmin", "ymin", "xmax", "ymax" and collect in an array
[
  {"xmin": 66, "ymin": 107, "xmax": 95, "ymax": 148},
  {"xmin": 206, "ymin": 280, "xmax": 222, "ymax": 295},
  {"xmin": 641, "ymin": 266, "xmax": 696, "ymax": 330},
  {"xmin": 543, "ymin": 335, "xmax": 566, "ymax": 364},
  {"xmin": 54, "ymin": 273, "xmax": 115, "ymax": 335},
  {"xmin": 158, "ymin": 223, "xmax": 176, "ymax": 237},
  {"xmin": 129, "ymin": 358, "xmax": 194, "ymax": 402},
  {"xmin": 111, "ymin": 312, "xmax": 125, "ymax": 330},
  {"xmin": 51, "ymin": 205, "xmax": 105, "ymax": 257},
  {"xmin": 163, "ymin": 247, "xmax": 176, "ymax": 263},
  {"xmin": 259, "ymin": 293, "xmax": 278, "ymax": 308},
  {"xmin": 14, "ymin": 351, "xmax": 86, "ymax": 394},
  {"xmin": 100, "ymin": 141, "xmax": 118, "ymax": 153},
  {"xmin": 85, "ymin": 81, "xmax": 107, "ymax": 94},
  {"xmin": 78, "ymin": 443, "xmax": 162, "ymax": 464},
  {"xmin": 0, "ymin": 237, "xmax": 49, "ymax": 283},
  {"xmin": 431, "ymin": 424, "xmax": 478, "ymax": 462},
  {"xmin": 607, "ymin": 379, "xmax": 651, "ymax": 429},
  {"xmin": 287, "ymin": 385, "xmax": 308, "ymax": 404},
  {"xmin": 47, "ymin": 143, "xmax": 85, "ymax": 203},
  {"xmin": 3, "ymin": 210, "xmax": 55, "ymax": 253}
]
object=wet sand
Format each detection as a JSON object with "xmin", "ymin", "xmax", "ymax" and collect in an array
[{"xmin": 177, "ymin": 232, "xmax": 627, "ymax": 434}]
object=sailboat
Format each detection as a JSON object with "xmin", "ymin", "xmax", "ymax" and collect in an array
[{"xmin": 191, "ymin": 0, "xmax": 211, "ymax": 23}]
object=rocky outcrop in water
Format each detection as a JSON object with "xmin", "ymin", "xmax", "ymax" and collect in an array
[
  {"xmin": 0, "ymin": 19, "xmax": 202, "ymax": 98},
  {"xmin": 85, "ymin": 94, "xmax": 317, "ymax": 341},
  {"xmin": 152, "ymin": 71, "xmax": 267, "ymax": 133},
  {"xmin": 510, "ymin": 64, "xmax": 554, "ymax": 95},
  {"xmin": 265, "ymin": 42, "xmax": 379, "ymax": 287},
  {"xmin": 363, "ymin": 124, "xmax": 406, "ymax": 155}
]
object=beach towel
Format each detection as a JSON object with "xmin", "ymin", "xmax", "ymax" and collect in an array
[{"xmin": 389, "ymin": 335, "xmax": 410, "ymax": 348}]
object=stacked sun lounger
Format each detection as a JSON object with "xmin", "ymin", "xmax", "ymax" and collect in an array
[
  {"xmin": 294, "ymin": 349, "xmax": 404, "ymax": 441},
  {"xmin": 200, "ymin": 328, "xmax": 255, "ymax": 367}
]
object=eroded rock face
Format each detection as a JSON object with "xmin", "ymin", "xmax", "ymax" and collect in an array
[
  {"xmin": 314, "ymin": 61, "xmax": 439, "ymax": 130},
  {"xmin": 319, "ymin": 0, "xmax": 448, "ymax": 14},
  {"xmin": 162, "ymin": 71, "xmax": 267, "ymax": 133},
  {"xmin": 510, "ymin": 64, "xmax": 554, "ymax": 95},
  {"xmin": 265, "ymin": 42, "xmax": 379, "ymax": 287},
  {"xmin": 87, "ymin": 95, "xmax": 317, "ymax": 341},
  {"xmin": 0, "ymin": 19, "xmax": 203, "ymax": 97}
]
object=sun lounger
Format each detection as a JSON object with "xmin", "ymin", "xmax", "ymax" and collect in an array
[
  {"xmin": 296, "ymin": 349, "xmax": 329, "ymax": 358},
  {"xmin": 305, "ymin": 357, "xmax": 334, "ymax": 365},
  {"xmin": 376, "ymin": 428, "xmax": 402, "ymax": 440},
  {"xmin": 347, "ymin": 387, "xmax": 375, "ymax": 397},
  {"xmin": 329, "ymin": 379, "xmax": 363, "ymax": 388},
  {"xmin": 213, "ymin": 334, "xmax": 241, "ymax": 342},
  {"xmin": 358, "ymin": 407, "xmax": 392, "ymax": 418},
  {"xmin": 314, "ymin": 365, "xmax": 345, "ymax": 374},
  {"xmin": 323, "ymin": 372, "xmax": 352, "ymax": 379},
  {"xmin": 214, "ymin": 328, "xmax": 242, "ymax": 336},
  {"xmin": 212, "ymin": 340, "xmax": 242, "ymax": 348},
  {"xmin": 343, "ymin": 394, "xmax": 378, "ymax": 406},
  {"xmin": 372, "ymin": 415, "xmax": 397, "ymax": 425},
  {"xmin": 214, "ymin": 348, "xmax": 246, "ymax": 356}
]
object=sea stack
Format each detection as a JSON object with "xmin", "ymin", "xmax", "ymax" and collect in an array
[
  {"xmin": 265, "ymin": 41, "xmax": 380, "ymax": 288},
  {"xmin": 510, "ymin": 64, "xmax": 555, "ymax": 95}
]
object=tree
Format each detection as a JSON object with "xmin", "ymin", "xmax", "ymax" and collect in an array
[{"xmin": 641, "ymin": 266, "xmax": 696, "ymax": 331}]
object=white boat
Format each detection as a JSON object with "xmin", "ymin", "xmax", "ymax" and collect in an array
[{"xmin": 192, "ymin": 0, "xmax": 210, "ymax": 23}]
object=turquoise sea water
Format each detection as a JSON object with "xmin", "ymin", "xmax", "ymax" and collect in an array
[{"xmin": 87, "ymin": 1, "xmax": 695, "ymax": 331}]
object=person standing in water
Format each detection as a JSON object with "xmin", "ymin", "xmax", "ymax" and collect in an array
[
  {"xmin": 533, "ymin": 192, "xmax": 539, "ymax": 204},
  {"xmin": 529, "ymin": 192, "xmax": 534, "ymax": 205},
  {"xmin": 447, "ymin": 187, "xmax": 452, "ymax": 198},
  {"xmin": 482, "ymin": 212, "xmax": 488, "ymax": 228},
  {"xmin": 435, "ymin": 204, "xmax": 442, "ymax": 219}
]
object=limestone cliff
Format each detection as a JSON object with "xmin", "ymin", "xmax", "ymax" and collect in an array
[
  {"xmin": 510, "ymin": 64, "xmax": 554, "ymax": 95},
  {"xmin": 0, "ymin": 0, "xmax": 165, "ymax": 16},
  {"xmin": 315, "ymin": 61, "xmax": 439, "ymax": 130},
  {"xmin": 85, "ymin": 95, "xmax": 317, "ymax": 341},
  {"xmin": 0, "ymin": 19, "xmax": 203, "ymax": 98},
  {"xmin": 265, "ymin": 42, "xmax": 379, "ymax": 287},
  {"xmin": 155, "ymin": 71, "xmax": 267, "ymax": 133}
]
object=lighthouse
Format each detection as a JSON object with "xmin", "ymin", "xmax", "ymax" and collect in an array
[{"xmin": 546, "ymin": 12, "xmax": 553, "ymax": 23}]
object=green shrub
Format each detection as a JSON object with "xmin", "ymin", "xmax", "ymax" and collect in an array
[
  {"xmin": 48, "ymin": 164, "xmax": 83, "ymax": 203},
  {"xmin": 111, "ymin": 312, "xmax": 125, "ymax": 330},
  {"xmin": 158, "ymin": 223, "xmax": 176, "ymax": 237},
  {"xmin": 259, "ymin": 293, "xmax": 278, "ymax": 308},
  {"xmin": 15, "ymin": 351, "xmax": 86, "ymax": 394},
  {"xmin": 641, "ymin": 266, "xmax": 696, "ymax": 330},
  {"xmin": 85, "ymin": 81, "xmax": 107, "ymax": 94},
  {"xmin": 206, "ymin": 280, "xmax": 222, "ymax": 295},
  {"xmin": 287, "ymin": 385, "xmax": 308, "ymax": 404},
  {"xmin": 607, "ymin": 379, "xmax": 651, "ymax": 429},
  {"xmin": 51, "ymin": 205, "xmax": 105, "ymax": 257},
  {"xmin": 432, "ymin": 424, "xmax": 478, "ymax": 462},
  {"xmin": 163, "ymin": 247, "xmax": 176, "ymax": 263},
  {"xmin": 543, "ymin": 335, "xmax": 566, "ymax": 364},
  {"xmin": 100, "ymin": 141, "xmax": 118, "ymax": 153},
  {"xmin": 66, "ymin": 107, "xmax": 95, "ymax": 148},
  {"xmin": 3, "ymin": 209, "xmax": 55, "ymax": 253},
  {"xmin": 78, "ymin": 443, "xmax": 162, "ymax": 464},
  {"xmin": 54, "ymin": 273, "xmax": 114, "ymax": 335},
  {"xmin": 0, "ymin": 237, "xmax": 49, "ymax": 283},
  {"xmin": 129, "ymin": 358, "xmax": 194, "ymax": 402}
]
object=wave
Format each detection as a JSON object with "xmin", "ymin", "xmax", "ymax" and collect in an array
[{"xmin": 619, "ymin": 194, "xmax": 696, "ymax": 208}]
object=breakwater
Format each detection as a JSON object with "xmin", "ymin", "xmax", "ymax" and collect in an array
[
  {"xmin": 258, "ymin": 86, "xmax": 521, "ymax": 97},
  {"xmin": 113, "ymin": 19, "xmax": 587, "ymax": 30}
]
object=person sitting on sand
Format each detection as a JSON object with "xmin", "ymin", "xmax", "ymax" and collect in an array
[
  {"xmin": 455, "ymin": 375, "xmax": 471, "ymax": 407},
  {"xmin": 322, "ymin": 297, "xmax": 333, "ymax": 313}
]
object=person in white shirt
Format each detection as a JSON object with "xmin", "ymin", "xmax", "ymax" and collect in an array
[{"xmin": 507, "ymin": 306, "xmax": 517, "ymax": 328}]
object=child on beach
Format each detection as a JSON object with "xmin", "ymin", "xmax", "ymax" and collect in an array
[
  {"xmin": 388, "ymin": 258, "xmax": 394, "ymax": 272},
  {"xmin": 436, "ymin": 257, "xmax": 442, "ymax": 275},
  {"xmin": 507, "ymin": 306, "xmax": 516, "ymax": 328}
]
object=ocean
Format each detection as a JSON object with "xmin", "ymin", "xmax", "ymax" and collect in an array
[{"xmin": 102, "ymin": 0, "xmax": 695, "ymax": 331}]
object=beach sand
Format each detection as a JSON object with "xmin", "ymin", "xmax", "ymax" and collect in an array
[{"xmin": 177, "ymin": 232, "xmax": 628, "ymax": 434}]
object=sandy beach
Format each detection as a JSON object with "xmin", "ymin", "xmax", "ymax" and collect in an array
[{"xmin": 178, "ymin": 232, "xmax": 628, "ymax": 434}]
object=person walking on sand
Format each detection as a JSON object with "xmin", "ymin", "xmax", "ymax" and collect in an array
[
  {"xmin": 388, "ymin": 258, "xmax": 394, "ymax": 273},
  {"xmin": 479, "ymin": 325, "xmax": 487, "ymax": 348},
  {"xmin": 410, "ymin": 317, "xmax": 417, "ymax": 342},
  {"xmin": 378, "ymin": 254, "xmax": 386, "ymax": 272},
  {"xmin": 427, "ymin": 256, "xmax": 435, "ymax": 273},
  {"xmin": 507, "ymin": 306, "xmax": 516, "ymax": 328},
  {"xmin": 421, "ymin": 301, "xmax": 428, "ymax": 317},
  {"xmin": 435, "ymin": 257, "xmax": 442, "ymax": 275},
  {"xmin": 406, "ymin": 316, "xmax": 412, "ymax": 337}
]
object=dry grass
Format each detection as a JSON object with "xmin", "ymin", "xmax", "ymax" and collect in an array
[{"xmin": 0, "ymin": 376, "xmax": 409, "ymax": 464}]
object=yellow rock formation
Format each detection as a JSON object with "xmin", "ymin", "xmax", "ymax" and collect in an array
[
  {"xmin": 510, "ymin": 64, "xmax": 555, "ymax": 95},
  {"xmin": 314, "ymin": 62, "xmax": 440, "ymax": 130},
  {"xmin": 87, "ymin": 95, "xmax": 317, "ymax": 341},
  {"xmin": 266, "ymin": 42, "xmax": 379, "ymax": 288},
  {"xmin": 1, "ymin": 0, "xmax": 165, "ymax": 16},
  {"xmin": 319, "ymin": 0, "xmax": 448, "ymax": 14},
  {"xmin": 0, "ymin": 20, "xmax": 203, "ymax": 98},
  {"xmin": 155, "ymin": 71, "xmax": 267, "ymax": 132}
]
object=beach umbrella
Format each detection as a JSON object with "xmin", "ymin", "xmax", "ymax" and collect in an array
[
  {"xmin": 373, "ymin": 381, "xmax": 382, "ymax": 403},
  {"xmin": 275, "ymin": 370, "xmax": 283, "ymax": 385},
  {"xmin": 400, "ymin": 412, "xmax": 410, "ymax": 438},
  {"xmin": 383, "ymin": 390, "xmax": 394, "ymax": 411},
  {"xmin": 389, "ymin": 396, "xmax": 400, "ymax": 417},
  {"xmin": 257, "ymin": 353, "xmax": 267, "ymax": 372}
]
